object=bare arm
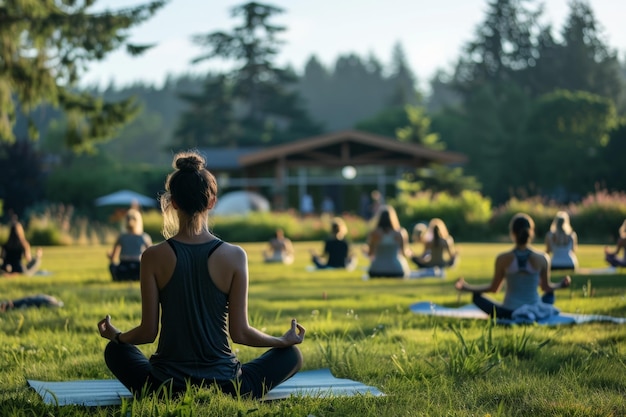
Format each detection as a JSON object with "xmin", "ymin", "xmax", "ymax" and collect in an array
[
  {"xmin": 107, "ymin": 236, "xmax": 122, "ymax": 261},
  {"xmin": 455, "ymin": 255, "xmax": 506, "ymax": 293},
  {"xmin": 98, "ymin": 247, "xmax": 162, "ymax": 344},
  {"xmin": 544, "ymin": 233, "xmax": 552, "ymax": 254},
  {"xmin": 539, "ymin": 252, "xmax": 571, "ymax": 292},
  {"xmin": 227, "ymin": 246, "xmax": 304, "ymax": 347},
  {"xmin": 570, "ymin": 232, "xmax": 578, "ymax": 253},
  {"xmin": 399, "ymin": 228, "xmax": 411, "ymax": 258}
]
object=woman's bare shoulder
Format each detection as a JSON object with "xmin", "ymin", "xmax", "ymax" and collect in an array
[
  {"xmin": 215, "ymin": 241, "xmax": 247, "ymax": 259},
  {"xmin": 142, "ymin": 241, "xmax": 171, "ymax": 257}
]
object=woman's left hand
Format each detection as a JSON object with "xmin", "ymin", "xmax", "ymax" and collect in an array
[
  {"xmin": 280, "ymin": 319, "xmax": 306, "ymax": 347},
  {"xmin": 97, "ymin": 315, "xmax": 120, "ymax": 341}
]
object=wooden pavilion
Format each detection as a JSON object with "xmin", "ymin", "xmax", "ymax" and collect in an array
[{"xmin": 201, "ymin": 130, "xmax": 467, "ymax": 212}]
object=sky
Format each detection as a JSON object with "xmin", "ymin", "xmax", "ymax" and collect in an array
[{"xmin": 82, "ymin": 0, "xmax": 626, "ymax": 92}]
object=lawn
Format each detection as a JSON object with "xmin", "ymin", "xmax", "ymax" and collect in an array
[{"xmin": 1, "ymin": 241, "xmax": 625, "ymax": 416}]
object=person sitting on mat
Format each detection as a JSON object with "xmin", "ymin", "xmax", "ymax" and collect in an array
[
  {"xmin": 107, "ymin": 208, "xmax": 152, "ymax": 281},
  {"xmin": 545, "ymin": 211, "xmax": 578, "ymax": 271},
  {"xmin": 408, "ymin": 222, "xmax": 428, "ymax": 260},
  {"xmin": 455, "ymin": 212, "xmax": 571, "ymax": 320},
  {"xmin": 1, "ymin": 215, "xmax": 43, "ymax": 277},
  {"xmin": 605, "ymin": 219, "xmax": 626, "ymax": 267},
  {"xmin": 263, "ymin": 228, "xmax": 295, "ymax": 265},
  {"xmin": 98, "ymin": 150, "xmax": 305, "ymax": 400},
  {"xmin": 310, "ymin": 217, "xmax": 356, "ymax": 270},
  {"xmin": 364, "ymin": 204, "xmax": 411, "ymax": 278},
  {"xmin": 411, "ymin": 218, "xmax": 457, "ymax": 269}
]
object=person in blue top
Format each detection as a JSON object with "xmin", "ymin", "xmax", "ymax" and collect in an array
[
  {"xmin": 98, "ymin": 150, "xmax": 305, "ymax": 399},
  {"xmin": 454, "ymin": 213, "xmax": 571, "ymax": 319}
]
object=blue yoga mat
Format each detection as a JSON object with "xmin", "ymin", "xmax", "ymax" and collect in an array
[
  {"xmin": 409, "ymin": 301, "xmax": 626, "ymax": 326},
  {"xmin": 28, "ymin": 368, "xmax": 383, "ymax": 406}
]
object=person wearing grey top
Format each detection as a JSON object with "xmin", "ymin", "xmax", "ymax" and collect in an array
[
  {"xmin": 98, "ymin": 150, "xmax": 305, "ymax": 399},
  {"xmin": 455, "ymin": 213, "xmax": 571, "ymax": 320},
  {"xmin": 107, "ymin": 208, "xmax": 152, "ymax": 281}
]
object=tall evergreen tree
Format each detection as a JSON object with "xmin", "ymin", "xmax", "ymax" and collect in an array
[
  {"xmin": 0, "ymin": 0, "xmax": 166, "ymax": 152},
  {"xmin": 541, "ymin": 0, "xmax": 623, "ymax": 107},
  {"xmin": 387, "ymin": 42, "xmax": 421, "ymax": 107},
  {"xmin": 173, "ymin": 75, "xmax": 239, "ymax": 149},
  {"xmin": 452, "ymin": 0, "xmax": 543, "ymax": 94},
  {"xmin": 188, "ymin": 1, "xmax": 321, "ymax": 146}
]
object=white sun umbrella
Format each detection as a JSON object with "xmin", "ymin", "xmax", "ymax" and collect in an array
[{"xmin": 211, "ymin": 191, "xmax": 270, "ymax": 216}]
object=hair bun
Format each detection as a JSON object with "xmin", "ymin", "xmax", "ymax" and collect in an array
[{"xmin": 174, "ymin": 152, "xmax": 206, "ymax": 172}]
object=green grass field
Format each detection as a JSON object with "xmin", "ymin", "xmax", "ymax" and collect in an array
[{"xmin": 1, "ymin": 242, "xmax": 625, "ymax": 416}]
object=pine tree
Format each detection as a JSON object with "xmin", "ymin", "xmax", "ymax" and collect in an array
[
  {"xmin": 188, "ymin": 1, "xmax": 321, "ymax": 146},
  {"xmin": 0, "ymin": 0, "xmax": 166, "ymax": 152}
]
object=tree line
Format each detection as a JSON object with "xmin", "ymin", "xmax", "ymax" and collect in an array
[{"xmin": 1, "ymin": 0, "xmax": 625, "ymax": 217}]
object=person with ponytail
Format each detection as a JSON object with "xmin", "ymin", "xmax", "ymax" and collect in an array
[
  {"xmin": 98, "ymin": 150, "xmax": 305, "ymax": 399},
  {"xmin": 455, "ymin": 213, "xmax": 571, "ymax": 320}
]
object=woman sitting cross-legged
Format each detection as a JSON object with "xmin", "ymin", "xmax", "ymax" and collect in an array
[
  {"xmin": 455, "ymin": 213, "xmax": 571, "ymax": 321},
  {"xmin": 411, "ymin": 218, "xmax": 457, "ymax": 269},
  {"xmin": 364, "ymin": 204, "xmax": 411, "ymax": 279},
  {"xmin": 545, "ymin": 211, "xmax": 578, "ymax": 271},
  {"xmin": 262, "ymin": 228, "xmax": 295, "ymax": 265},
  {"xmin": 107, "ymin": 208, "xmax": 152, "ymax": 281},
  {"xmin": 310, "ymin": 217, "xmax": 356, "ymax": 270},
  {"xmin": 605, "ymin": 219, "xmax": 626, "ymax": 268},
  {"xmin": 98, "ymin": 150, "xmax": 305, "ymax": 400}
]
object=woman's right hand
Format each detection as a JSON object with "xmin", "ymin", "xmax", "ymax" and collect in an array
[
  {"xmin": 280, "ymin": 319, "xmax": 305, "ymax": 347},
  {"xmin": 455, "ymin": 277, "xmax": 466, "ymax": 291}
]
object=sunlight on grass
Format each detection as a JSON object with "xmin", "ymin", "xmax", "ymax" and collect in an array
[{"xmin": 1, "ymin": 242, "xmax": 625, "ymax": 416}]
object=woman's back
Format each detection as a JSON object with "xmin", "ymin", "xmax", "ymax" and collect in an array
[
  {"xmin": 151, "ymin": 238, "xmax": 237, "ymax": 383},
  {"xmin": 501, "ymin": 249, "xmax": 542, "ymax": 310},
  {"xmin": 369, "ymin": 230, "xmax": 410, "ymax": 277}
]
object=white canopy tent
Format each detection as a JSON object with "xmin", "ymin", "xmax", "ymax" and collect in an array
[
  {"xmin": 211, "ymin": 191, "xmax": 270, "ymax": 216},
  {"xmin": 94, "ymin": 190, "xmax": 158, "ymax": 208}
]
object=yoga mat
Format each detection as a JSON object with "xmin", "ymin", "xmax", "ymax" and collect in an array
[
  {"xmin": 409, "ymin": 268, "xmax": 446, "ymax": 279},
  {"xmin": 361, "ymin": 268, "xmax": 445, "ymax": 280},
  {"xmin": 409, "ymin": 301, "xmax": 626, "ymax": 326},
  {"xmin": 576, "ymin": 266, "xmax": 618, "ymax": 275},
  {"xmin": 28, "ymin": 368, "xmax": 383, "ymax": 406}
]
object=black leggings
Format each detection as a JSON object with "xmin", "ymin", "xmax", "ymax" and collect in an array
[
  {"xmin": 472, "ymin": 292, "xmax": 555, "ymax": 319},
  {"xmin": 104, "ymin": 342, "xmax": 302, "ymax": 399}
]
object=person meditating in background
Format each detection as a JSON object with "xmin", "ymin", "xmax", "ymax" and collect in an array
[
  {"xmin": 107, "ymin": 208, "xmax": 152, "ymax": 281},
  {"xmin": 411, "ymin": 218, "xmax": 457, "ymax": 269},
  {"xmin": 545, "ymin": 211, "xmax": 578, "ymax": 271},
  {"xmin": 364, "ymin": 205, "xmax": 411, "ymax": 278},
  {"xmin": 1, "ymin": 215, "xmax": 43, "ymax": 277},
  {"xmin": 263, "ymin": 228, "xmax": 295, "ymax": 265},
  {"xmin": 310, "ymin": 217, "xmax": 356, "ymax": 270},
  {"xmin": 455, "ymin": 213, "xmax": 571, "ymax": 321},
  {"xmin": 605, "ymin": 219, "xmax": 626, "ymax": 268},
  {"xmin": 98, "ymin": 150, "xmax": 305, "ymax": 399}
]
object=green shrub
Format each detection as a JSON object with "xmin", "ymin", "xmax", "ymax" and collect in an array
[
  {"xmin": 210, "ymin": 212, "xmax": 370, "ymax": 243},
  {"xmin": 141, "ymin": 210, "xmax": 165, "ymax": 242},
  {"xmin": 27, "ymin": 224, "xmax": 68, "ymax": 246},
  {"xmin": 490, "ymin": 197, "xmax": 558, "ymax": 241},
  {"xmin": 393, "ymin": 190, "xmax": 492, "ymax": 241},
  {"xmin": 574, "ymin": 190, "xmax": 626, "ymax": 243}
]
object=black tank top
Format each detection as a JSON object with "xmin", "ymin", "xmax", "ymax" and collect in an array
[{"xmin": 149, "ymin": 238, "xmax": 240, "ymax": 383}]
